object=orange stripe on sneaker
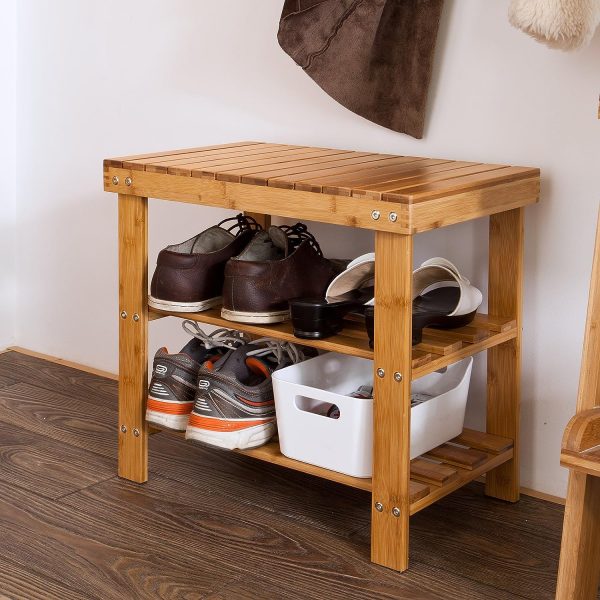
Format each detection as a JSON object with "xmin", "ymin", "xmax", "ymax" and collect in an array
[
  {"xmin": 238, "ymin": 397, "xmax": 273, "ymax": 407},
  {"xmin": 147, "ymin": 398, "xmax": 194, "ymax": 415},
  {"xmin": 187, "ymin": 413, "xmax": 272, "ymax": 432}
]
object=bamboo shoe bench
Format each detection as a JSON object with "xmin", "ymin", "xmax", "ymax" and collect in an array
[{"xmin": 104, "ymin": 141, "xmax": 540, "ymax": 572}]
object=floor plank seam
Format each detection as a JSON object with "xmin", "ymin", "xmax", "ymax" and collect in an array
[
  {"xmin": 0, "ymin": 377, "xmax": 118, "ymax": 412},
  {"xmin": 147, "ymin": 459, "xmax": 371, "ymax": 541},
  {"xmin": 199, "ymin": 574, "xmax": 248, "ymax": 600},
  {"xmin": 0, "ymin": 354, "xmax": 119, "ymax": 410},
  {"xmin": 148, "ymin": 467, "xmax": 333, "ymax": 529},
  {"xmin": 55, "ymin": 475, "xmax": 119, "ymax": 501},
  {"xmin": 0, "ymin": 477, "xmax": 66, "ymax": 505}
]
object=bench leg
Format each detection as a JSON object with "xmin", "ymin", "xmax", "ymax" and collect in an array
[
  {"xmin": 244, "ymin": 212, "xmax": 271, "ymax": 230},
  {"xmin": 556, "ymin": 471, "xmax": 600, "ymax": 600},
  {"xmin": 118, "ymin": 193, "xmax": 149, "ymax": 483},
  {"xmin": 371, "ymin": 231, "xmax": 413, "ymax": 571},
  {"xmin": 486, "ymin": 209, "xmax": 523, "ymax": 502}
]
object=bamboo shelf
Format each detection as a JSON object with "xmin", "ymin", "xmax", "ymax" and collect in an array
[
  {"xmin": 149, "ymin": 307, "xmax": 517, "ymax": 379},
  {"xmin": 154, "ymin": 425, "xmax": 513, "ymax": 516},
  {"xmin": 104, "ymin": 141, "xmax": 540, "ymax": 573}
]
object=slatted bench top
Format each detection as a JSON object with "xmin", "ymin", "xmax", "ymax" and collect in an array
[{"xmin": 104, "ymin": 141, "xmax": 540, "ymax": 233}]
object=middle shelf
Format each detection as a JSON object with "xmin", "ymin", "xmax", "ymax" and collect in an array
[{"xmin": 149, "ymin": 306, "xmax": 517, "ymax": 379}]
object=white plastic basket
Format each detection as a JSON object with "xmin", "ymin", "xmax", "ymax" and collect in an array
[{"xmin": 273, "ymin": 353, "xmax": 473, "ymax": 478}]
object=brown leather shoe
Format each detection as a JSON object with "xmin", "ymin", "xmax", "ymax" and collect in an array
[
  {"xmin": 221, "ymin": 223, "xmax": 343, "ymax": 324},
  {"xmin": 149, "ymin": 214, "xmax": 261, "ymax": 313}
]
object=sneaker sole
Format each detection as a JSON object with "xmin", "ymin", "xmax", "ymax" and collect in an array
[
  {"xmin": 148, "ymin": 295, "xmax": 222, "ymax": 313},
  {"xmin": 145, "ymin": 410, "xmax": 190, "ymax": 431},
  {"xmin": 220, "ymin": 307, "xmax": 290, "ymax": 324},
  {"xmin": 185, "ymin": 421, "xmax": 276, "ymax": 450},
  {"xmin": 146, "ymin": 397, "xmax": 194, "ymax": 431}
]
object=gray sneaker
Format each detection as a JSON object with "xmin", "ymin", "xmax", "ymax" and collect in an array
[
  {"xmin": 146, "ymin": 321, "xmax": 249, "ymax": 431},
  {"xmin": 185, "ymin": 338, "xmax": 306, "ymax": 449}
]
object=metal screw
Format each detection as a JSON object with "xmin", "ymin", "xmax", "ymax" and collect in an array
[
  {"xmin": 371, "ymin": 210, "xmax": 381, "ymax": 221},
  {"xmin": 120, "ymin": 425, "xmax": 127, "ymax": 433},
  {"xmin": 376, "ymin": 368, "xmax": 385, "ymax": 378},
  {"xmin": 133, "ymin": 428, "xmax": 140, "ymax": 437},
  {"xmin": 125, "ymin": 176, "xmax": 133, "ymax": 186},
  {"xmin": 394, "ymin": 372, "xmax": 403, "ymax": 382},
  {"xmin": 375, "ymin": 502, "xmax": 384, "ymax": 512},
  {"xmin": 112, "ymin": 176, "xmax": 119, "ymax": 185},
  {"xmin": 392, "ymin": 507, "xmax": 401, "ymax": 517},
  {"xmin": 389, "ymin": 212, "xmax": 398, "ymax": 223},
  {"xmin": 133, "ymin": 313, "xmax": 140, "ymax": 322},
  {"xmin": 120, "ymin": 311, "xmax": 127, "ymax": 319}
]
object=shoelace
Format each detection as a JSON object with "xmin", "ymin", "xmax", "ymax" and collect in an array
[
  {"xmin": 246, "ymin": 337, "xmax": 306, "ymax": 366},
  {"xmin": 279, "ymin": 223, "xmax": 323, "ymax": 256},
  {"xmin": 181, "ymin": 320, "xmax": 250, "ymax": 350},
  {"xmin": 217, "ymin": 213, "xmax": 262, "ymax": 236}
]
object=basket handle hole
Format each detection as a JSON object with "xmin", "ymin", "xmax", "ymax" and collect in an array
[{"xmin": 294, "ymin": 396, "xmax": 340, "ymax": 419}]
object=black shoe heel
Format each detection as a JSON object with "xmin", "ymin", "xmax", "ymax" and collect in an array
[
  {"xmin": 365, "ymin": 306, "xmax": 423, "ymax": 348},
  {"xmin": 290, "ymin": 297, "xmax": 360, "ymax": 339}
]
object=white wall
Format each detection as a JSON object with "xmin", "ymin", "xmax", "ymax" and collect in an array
[
  {"xmin": 14, "ymin": 0, "xmax": 599, "ymax": 497},
  {"xmin": 0, "ymin": 0, "xmax": 17, "ymax": 349}
]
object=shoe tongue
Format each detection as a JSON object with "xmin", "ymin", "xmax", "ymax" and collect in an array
[
  {"xmin": 178, "ymin": 337, "xmax": 210, "ymax": 365},
  {"xmin": 268, "ymin": 226, "xmax": 290, "ymax": 257},
  {"xmin": 213, "ymin": 345, "xmax": 254, "ymax": 380}
]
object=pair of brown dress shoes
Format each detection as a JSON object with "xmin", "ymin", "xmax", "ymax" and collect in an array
[{"xmin": 149, "ymin": 214, "xmax": 343, "ymax": 324}]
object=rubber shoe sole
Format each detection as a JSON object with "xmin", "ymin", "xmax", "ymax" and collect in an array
[
  {"xmin": 220, "ymin": 307, "xmax": 290, "ymax": 324},
  {"xmin": 145, "ymin": 410, "xmax": 190, "ymax": 431},
  {"xmin": 185, "ymin": 420, "xmax": 276, "ymax": 450},
  {"xmin": 145, "ymin": 397, "xmax": 194, "ymax": 431},
  {"xmin": 149, "ymin": 295, "xmax": 222, "ymax": 313}
]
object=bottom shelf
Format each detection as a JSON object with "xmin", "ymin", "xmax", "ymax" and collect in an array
[{"xmin": 156, "ymin": 427, "xmax": 513, "ymax": 515}]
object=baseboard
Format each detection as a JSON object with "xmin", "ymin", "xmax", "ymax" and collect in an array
[
  {"xmin": 518, "ymin": 486, "xmax": 565, "ymax": 506},
  {"xmin": 1, "ymin": 345, "xmax": 568, "ymax": 505},
  {"xmin": 6, "ymin": 346, "xmax": 118, "ymax": 381}
]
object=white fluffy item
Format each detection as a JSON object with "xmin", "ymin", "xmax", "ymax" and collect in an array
[{"xmin": 508, "ymin": 0, "xmax": 600, "ymax": 50}]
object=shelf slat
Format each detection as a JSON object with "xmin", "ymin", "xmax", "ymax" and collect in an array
[
  {"xmin": 453, "ymin": 428, "xmax": 515, "ymax": 454},
  {"xmin": 409, "ymin": 458, "xmax": 460, "ymax": 487},
  {"xmin": 425, "ymin": 443, "xmax": 488, "ymax": 470},
  {"xmin": 149, "ymin": 307, "xmax": 517, "ymax": 378},
  {"xmin": 410, "ymin": 446, "xmax": 514, "ymax": 515}
]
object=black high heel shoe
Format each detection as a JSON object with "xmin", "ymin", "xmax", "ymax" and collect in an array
[
  {"xmin": 290, "ymin": 287, "xmax": 373, "ymax": 339},
  {"xmin": 291, "ymin": 252, "xmax": 375, "ymax": 340}
]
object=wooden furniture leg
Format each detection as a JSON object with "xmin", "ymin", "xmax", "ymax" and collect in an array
[
  {"xmin": 371, "ymin": 231, "xmax": 413, "ymax": 571},
  {"xmin": 244, "ymin": 212, "xmax": 271, "ymax": 229},
  {"xmin": 118, "ymin": 193, "xmax": 149, "ymax": 483},
  {"xmin": 574, "ymin": 211, "xmax": 600, "ymax": 414},
  {"xmin": 486, "ymin": 208, "xmax": 524, "ymax": 502},
  {"xmin": 556, "ymin": 211, "xmax": 600, "ymax": 599},
  {"xmin": 556, "ymin": 471, "xmax": 600, "ymax": 599}
]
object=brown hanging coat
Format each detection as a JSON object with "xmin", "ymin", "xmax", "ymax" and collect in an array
[{"xmin": 278, "ymin": 0, "xmax": 445, "ymax": 139}]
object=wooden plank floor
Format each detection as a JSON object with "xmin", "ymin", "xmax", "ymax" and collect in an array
[{"xmin": 0, "ymin": 350, "xmax": 592, "ymax": 600}]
